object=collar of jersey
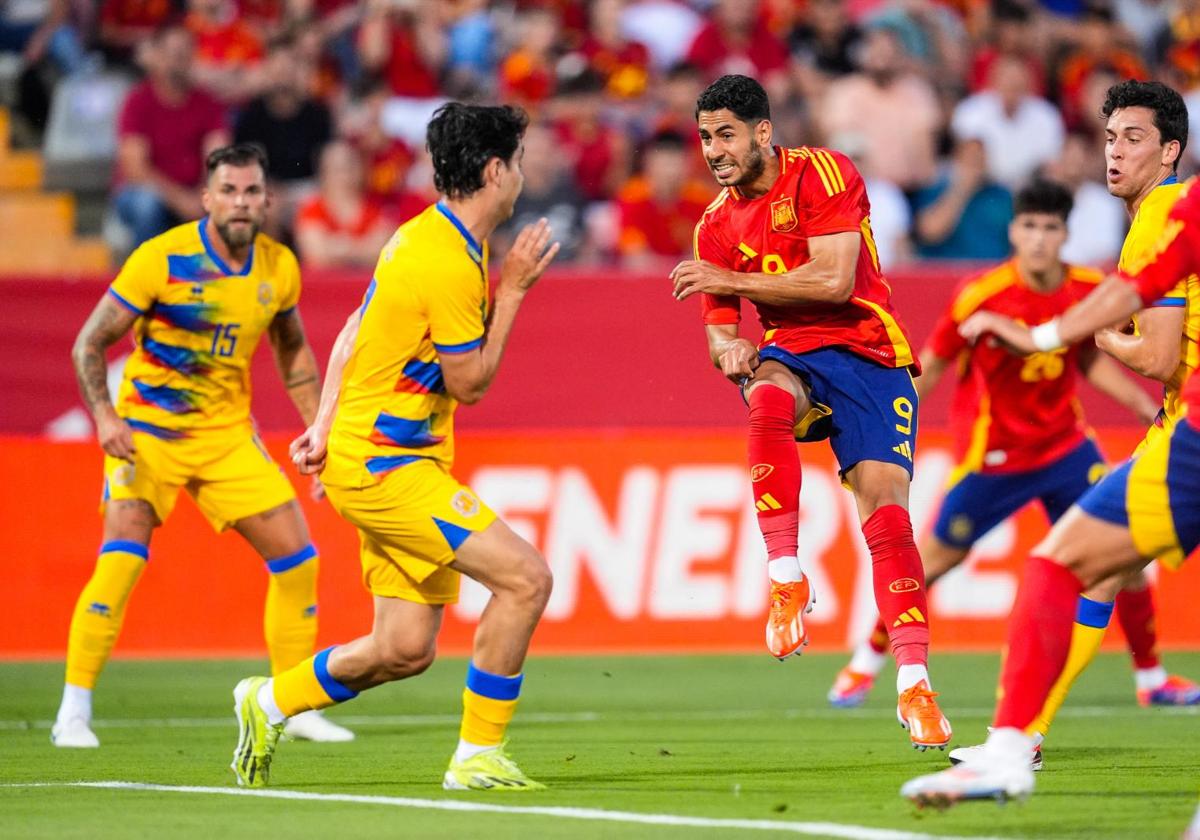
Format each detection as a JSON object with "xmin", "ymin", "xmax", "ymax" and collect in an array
[
  {"xmin": 198, "ymin": 217, "xmax": 255, "ymax": 277},
  {"xmin": 436, "ymin": 202, "xmax": 483, "ymax": 266},
  {"xmin": 1159, "ymin": 174, "xmax": 1179, "ymax": 187}
]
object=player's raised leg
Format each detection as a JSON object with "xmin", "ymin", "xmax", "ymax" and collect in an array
[
  {"xmin": 234, "ymin": 498, "xmax": 353, "ymax": 743},
  {"xmin": 846, "ymin": 460, "xmax": 951, "ymax": 750},
  {"xmin": 745, "ymin": 362, "xmax": 815, "ymax": 660},
  {"xmin": 53, "ymin": 498, "xmax": 158, "ymax": 748}
]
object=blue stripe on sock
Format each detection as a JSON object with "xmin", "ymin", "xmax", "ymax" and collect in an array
[
  {"xmin": 100, "ymin": 540, "xmax": 149, "ymax": 561},
  {"xmin": 266, "ymin": 544, "xmax": 317, "ymax": 574},
  {"xmin": 465, "ymin": 662, "xmax": 523, "ymax": 701},
  {"xmin": 1075, "ymin": 597, "xmax": 1115, "ymax": 628},
  {"xmin": 313, "ymin": 646, "xmax": 358, "ymax": 703}
]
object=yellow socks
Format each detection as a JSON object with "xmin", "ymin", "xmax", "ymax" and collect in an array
[
  {"xmin": 65, "ymin": 541, "xmax": 149, "ymax": 689},
  {"xmin": 263, "ymin": 545, "xmax": 319, "ymax": 675},
  {"xmin": 1030, "ymin": 596, "xmax": 1113, "ymax": 736},
  {"xmin": 271, "ymin": 645, "xmax": 358, "ymax": 718},
  {"xmin": 459, "ymin": 663, "xmax": 521, "ymax": 752}
]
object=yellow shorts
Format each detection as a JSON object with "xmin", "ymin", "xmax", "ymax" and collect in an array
[
  {"xmin": 102, "ymin": 428, "xmax": 296, "ymax": 531},
  {"xmin": 323, "ymin": 458, "xmax": 496, "ymax": 605}
]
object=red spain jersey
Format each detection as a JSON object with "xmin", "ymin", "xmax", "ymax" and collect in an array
[
  {"xmin": 928, "ymin": 260, "xmax": 1104, "ymax": 474},
  {"xmin": 1121, "ymin": 177, "xmax": 1200, "ymax": 418},
  {"xmin": 695, "ymin": 146, "xmax": 916, "ymax": 371}
]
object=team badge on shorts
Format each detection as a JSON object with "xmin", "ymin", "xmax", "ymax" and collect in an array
[
  {"xmin": 770, "ymin": 197, "xmax": 797, "ymax": 232},
  {"xmin": 452, "ymin": 489, "xmax": 480, "ymax": 517},
  {"xmin": 949, "ymin": 515, "xmax": 974, "ymax": 543},
  {"xmin": 111, "ymin": 463, "xmax": 136, "ymax": 487}
]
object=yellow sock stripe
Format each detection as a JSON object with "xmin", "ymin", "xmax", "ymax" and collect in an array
[{"xmin": 1030, "ymin": 620, "xmax": 1107, "ymax": 736}]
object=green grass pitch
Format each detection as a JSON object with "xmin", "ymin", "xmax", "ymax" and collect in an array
[{"xmin": 1, "ymin": 652, "xmax": 1196, "ymax": 839}]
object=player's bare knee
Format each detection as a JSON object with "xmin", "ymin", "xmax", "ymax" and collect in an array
[
  {"xmin": 507, "ymin": 549, "xmax": 552, "ymax": 613},
  {"xmin": 375, "ymin": 636, "xmax": 437, "ymax": 681},
  {"xmin": 103, "ymin": 499, "xmax": 158, "ymax": 542}
]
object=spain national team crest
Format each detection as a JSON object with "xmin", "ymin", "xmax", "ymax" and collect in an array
[
  {"xmin": 770, "ymin": 197, "xmax": 797, "ymax": 232},
  {"xmin": 452, "ymin": 489, "xmax": 480, "ymax": 517}
]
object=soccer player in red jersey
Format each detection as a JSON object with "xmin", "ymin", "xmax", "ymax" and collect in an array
[
  {"xmin": 672, "ymin": 74, "xmax": 951, "ymax": 750},
  {"xmin": 828, "ymin": 180, "xmax": 1158, "ymax": 715},
  {"xmin": 901, "ymin": 178, "xmax": 1200, "ymax": 806}
]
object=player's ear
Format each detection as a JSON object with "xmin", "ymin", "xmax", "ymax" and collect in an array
[
  {"xmin": 201, "ymin": 185, "xmax": 212, "ymax": 215},
  {"xmin": 755, "ymin": 119, "xmax": 772, "ymax": 147},
  {"xmin": 484, "ymin": 157, "xmax": 504, "ymax": 188},
  {"xmin": 1162, "ymin": 139, "xmax": 1181, "ymax": 171}
]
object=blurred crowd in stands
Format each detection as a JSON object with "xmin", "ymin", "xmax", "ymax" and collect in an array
[{"xmin": 3, "ymin": 0, "xmax": 1200, "ymax": 269}]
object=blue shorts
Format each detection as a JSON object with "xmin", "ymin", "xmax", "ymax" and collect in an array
[
  {"xmin": 757, "ymin": 346, "xmax": 917, "ymax": 481},
  {"xmin": 933, "ymin": 438, "xmax": 1106, "ymax": 549},
  {"xmin": 1078, "ymin": 416, "xmax": 1200, "ymax": 570}
]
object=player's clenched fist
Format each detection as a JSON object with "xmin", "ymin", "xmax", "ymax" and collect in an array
[
  {"xmin": 95, "ymin": 409, "xmax": 136, "ymax": 461},
  {"xmin": 718, "ymin": 338, "xmax": 760, "ymax": 384},
  {"xmin": 499, "ymin": 217, "xmax": 560, "ymax": 294},
  {"xmin": 959, "ymin": 311, "xmax": 1036, "ymax": 354},
  {"xmin": 670, "ymin": 259, "xmax": 736, "ymax": 301},
  {"xmin": 290, "ymin": 425, "xmax": 327, "ymax": 475}
]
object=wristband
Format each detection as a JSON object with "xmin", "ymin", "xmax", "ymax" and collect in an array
[{"xmin": 1030, "ymin": 319, "xmax": 1063, "ymax": 352}]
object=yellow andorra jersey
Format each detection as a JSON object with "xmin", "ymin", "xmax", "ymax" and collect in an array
[
  {"xmin": 107, "ymin": 219, "xmax": 301, "ymax": 438},
  {"xmin": 1120, "ymin": 177, "xmax": 1200, "ymax": 426},
  {"xmin": 322, "ymin": 202, "xmax": 489, "ymax": 488}
]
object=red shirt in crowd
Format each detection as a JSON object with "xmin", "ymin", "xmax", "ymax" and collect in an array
[
  {"xmin": 116, "ymin": 82, "xmax": 227, "ymax": 188},
  {"xmin": 685, "ymin": 18, "xmax": 790, "ymax": 80},
  {"xmin": 927, "ymin": 260, "xmax": 1103, "ymax": 474},
  {"xmin": 579, "ymin": 36, "xmax": 650, "ymax": 99},
  {"xmin": 379, "ymin": 20, "xmax": 439, "ymax": 97},
  {"xmin": 296, "ymin": 194, "xmax": 388, "ymax": 240},
  {"xmin": 617, "ymin": 176, "xmax": 711, "ymax": 258},
  {"xmin": 186, "ymin": 11, "xmax": 263, "ymax": 67},
  {"xmin": 101, "ymin": 0, "xmax": 175, "ymax": 34},
  {"xmin": 696, "ymin": 146, "xmax": 916, "ymax": 371}
]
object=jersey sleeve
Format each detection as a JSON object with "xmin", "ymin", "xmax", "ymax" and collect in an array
[
  {"xmin": 925, "ymin": 303, "xmax": 967, "ymax": 360},
  {"xmin": 276, "ymin": 246, "xmax": 302, "ymax": 314},
  {"xmin": 798, "ymin": 149, "xmax": 867, "ymax": 236},
  {"xmin": 108, "ymin": 241, "xmax": 166, "ymax": 314},
  {"xmin": 1148, "ymin": 277, "xmax": 1187, "ymax": 308},
  {"xmin": 1121, "ymin": 216, "xmax": 1200, "ymax": 307},
  {"xmin": 693, "ymin": 214, "xmax": 740, "ymax": 325},
  {"xmin": 426, "ymin": 262, "xmax": 486, "ymax": 354}
]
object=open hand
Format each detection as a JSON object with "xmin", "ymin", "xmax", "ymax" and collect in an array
[
  {"xmin": 958, "ymin": 311, "xmax": 1036, "ymax": 355},
  {"xmin": 499, "ymin": 218, "xmax": 560, "ymax": 295}
]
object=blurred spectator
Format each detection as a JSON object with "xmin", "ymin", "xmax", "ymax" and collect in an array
[
  {"xmin": 652, "ymin": 61, "xmax": 709, "ymax": 177},
  {"xmin": 686, "ymin": 0, "xmax": 792, "ymax": 102},
  {"xmin": 968, "ymin": 1, "xmax": 1046, "ymax": 96},
  {"xmin": 21, "ymin": 0, "xmax": 91, "ymax": 75},
  {"xmin": 359, "ymin": 0, "xmax": 443, "ymax": 99},
  {"xmin": 616, "ymin": 129, "xmax": 710, "ymax": 265},
  {"xmin": 833, "ymin": 131, "xmax": 913, "ymax": 269},
  {"xmin": 576, "ymin": 0, "xmax": 651, "ymax": 100},
  {"xmin": 818, "ymin": 26, "xmax": 942, "ymax": 190},
  {"xmin": 1115, "ymin": 0, "xmax": 1170, "ymax": 55},
  {"xmin": 339, "ymin": 80, "xmax": 416, "ymax": 211},
  {"xmin": 1055, "ymin": 3, "xmax": 1147, "ymax": 128},
  {"xmin": 866, "ymin": 0, "xmax": 969, "ymax": 81},
  {"xmin": 443, "ymin": 0, "xmax": 495, "ymax": 95},
  {"xmin": 494, "ymin": 121, "xmax": 589, "ymax": 262},
  {"xmin": 499, "ymin": 5, "xmax": 559, "ymax": 106},
  {"xmin": 112, "ymin": 24, "xmax": 228, "ymax": 247},
  {"xmin": 790, "ymin": 0, "xmax": 864, "ymax": 80},
  {"xmin": 294, "ymin": 141, "xmax": 393, "ymax": 268},
  {"xmin": 99, "ymin": 0, "xmax": 179, "ymax": 66},
  {"xmin": 951, "ymin": 54, "xmax": 1065, "ymax": 190},
  {"xmin": 620, "ymin": 0, "xmax": 703, "ymax": 70},
  {"xmin": 912, "ymin": 137, "xmax": 1013, "ymax": 260},
  {"xmin": 0, "ymin": 0, "xmax": 50, "ymax": 56},
  {"xmin": 551, "ymin": 68, "xmax": 631, "ymax": 202},
  {"xmin": 186, "ymin": 0, "xmax": 264, "ymax": 102},
  {"xmin": 234, "ymin": 37, "xmax": 332, "ymax": 235},
  {"xmin": 1043, "ymin": 130, "xmax": 1126, "ymax": 265}
]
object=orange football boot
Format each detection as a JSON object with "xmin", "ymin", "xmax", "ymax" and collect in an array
[
  {"xmin": 896, "ymin": 680, "xmax": 952, "ymax": 750},
  {"xmin": 766, "ymin": 577, "xmax": 815, "ymax": 660}
]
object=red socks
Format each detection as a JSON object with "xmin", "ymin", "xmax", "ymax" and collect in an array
[
  {"xmin": 994, "ymin": 555, "xmax": 1084, "ymax": 730},
  {"xmin": 1116, "ymin": 584, "xmax": 1160, "ymax": 670},
  {"xmin": 867, "ymin": 616, "xmax": 890, "ymax": 655},
  {"xmin": 862, "ymin": 505, "xmax": 928, "ymax": 667},
  {"xmin": 747, "ymin": 385, "xmax": 801, "ymax": 560}
]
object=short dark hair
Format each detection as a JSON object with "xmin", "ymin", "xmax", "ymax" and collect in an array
[
  {"xmin": 695, "ymin": 74, "xmax": 770, "ymax": 124},
  {"xmin": 1013, "ymin": 179, "xmax": 1074, "ymax": 220},
  {"xmin": 205, "ymin": 143, "xmax": 268, "ymax": 179},
  {"xmin": 426, "ymin": 102, "xmax": 529, "ymax": 199},
  {"xmin": 1100, "ymin": 80, "xmax": 1189, "ymax": 169}
]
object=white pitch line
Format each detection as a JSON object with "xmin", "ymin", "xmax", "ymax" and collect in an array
[
  {"xmin": 0, "ymin": 781, "xmax": 1010, "ymax": 840},
  {"xmin": 0, "ymin": 704, "xmax": 1194, "ymax": 731}
]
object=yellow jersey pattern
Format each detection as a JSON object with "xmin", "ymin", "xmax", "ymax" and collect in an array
[
  {"xmin": 323, "ymin": 203, "xmax": 488, "ymax": 488},
  {"xmin": 1119, "ymin": 177, "xmax": 1200, "ymax": 427},
  {"xmin": 107, "ymin": 220, "xmax": 301, "ymax": 437}
]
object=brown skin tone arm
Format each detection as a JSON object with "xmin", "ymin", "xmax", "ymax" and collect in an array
[
  {"xmin": 1093, "ymin": 304, "xmax": 1184, "ymax": 384},
  {"xmin": 704, "ymin": 323, "xmax": 760, "ymax": 384},
  {"xmin": 289, "ymin": 309, "xmax": 361, "ymax": 475},
  {"xmin": 71, "ymin": 294, "xmax": 140, "ymax": 459},
  {"xmin": 268, "ymin": 308, "xmax": 322, "ymax": 427},
  {"xmin": 671, "ymin": 231, "xmax": 861, "ymax": 307}
]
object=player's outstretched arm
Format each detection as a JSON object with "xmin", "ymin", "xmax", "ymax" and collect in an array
[
  {"xmin": 72, "ymin": 294, "xmax": 139, "ymax": 460},
  {"xmin": 268, "ymin": 308, "xmax": 322, "ymax": 427},
  {"xmin": 1078, "ymin": 347, "xmax": 1161, "ymax": 426},
  {"xmin": 1093, "ymin": 304, "xmax": 1184, "ymax": 384},
  {"xmin": 440, "ymin": 218, "xmax": 559, "ymax": 405},
  {"xmin": 290, "ymin": 309, "xmax": 360, "ymax": 476},
  {"xmin": 913, "ymin": 350, "xmax": 949, "ymax": 402}
]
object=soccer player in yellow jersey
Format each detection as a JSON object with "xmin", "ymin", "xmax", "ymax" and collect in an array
[
  {"xmin": 230, "ymin": 103, "xmax": 559, "ymax": 791},
  {"xmin": 53, "ymin": 145, "xmax": 352, "ymax": 748}
]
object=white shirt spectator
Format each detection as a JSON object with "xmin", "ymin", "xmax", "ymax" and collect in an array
[
  {"xmin": 1060, "ymin": 180, "xmax": 1127, "ymax": 268},
  {"xmin": 952, "ymin": 90, "xmax": 1065, "ymax": 192},
  {"xmin": 865, "ymin": 177, "xmax": 911, "ymax": 270},
  {"xmin": 620, "ymin": 0, "xmax": 703, "ymax": 70}
]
